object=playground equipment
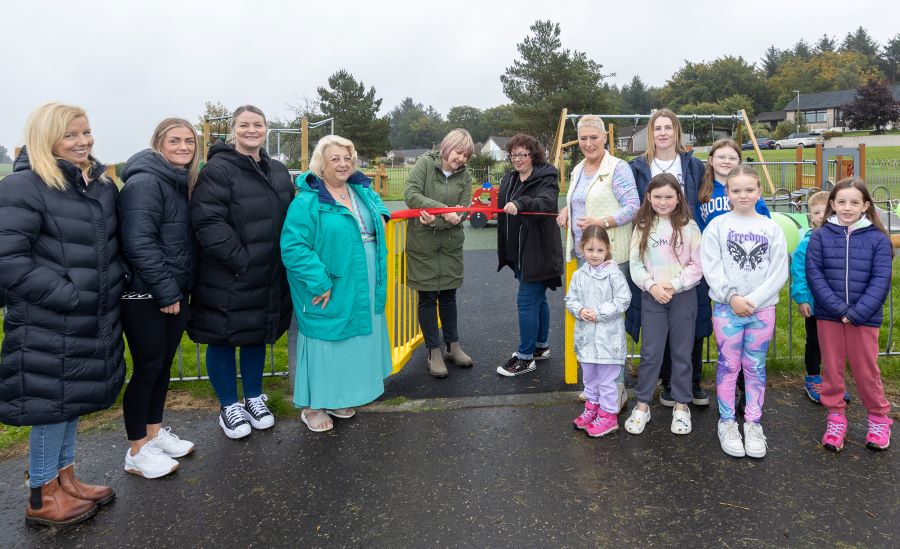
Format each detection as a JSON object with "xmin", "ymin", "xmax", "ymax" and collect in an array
[{"xmin": 468, "ymin": 182, "xmax": 499, "ymax": 228}]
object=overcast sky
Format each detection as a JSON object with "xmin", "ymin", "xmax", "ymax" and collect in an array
[{"xmin": 2, "ymin": 0, "xmax": 897, "ymax": 162}]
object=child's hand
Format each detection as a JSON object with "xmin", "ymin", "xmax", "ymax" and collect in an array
[
  {"xmin": 579, "ymin": 308, "xmax": 597, "ymax": 322},
  {"xmin": 842, "ymin": 316, "xmax": 851, "ymax": 324},
  {"xmin": 649, "ymin": 284, "xmax": 672, "ymax": 304},
  {"xmin": 659, "ymin": 281, "xmax": 676, "ymax": 294},
  {"xmin": 729, "ymin": 295, "xmax": 756, "ymax": 317},
  {"xmin": 797, "ymin": 303, "xmax": 811, "ymax": 318}
]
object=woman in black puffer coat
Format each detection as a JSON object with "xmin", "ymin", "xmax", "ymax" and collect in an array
[
  {"xmin": 189, "ymin": 105, "xmax": 293, "ymax": 440},
  {"xmin": 0, "ymin": 103, "xmax": 126, "ymax": 526},
  {"xmin": 118, "ymin": 118, "xmax": 199, "ymax": 478}
]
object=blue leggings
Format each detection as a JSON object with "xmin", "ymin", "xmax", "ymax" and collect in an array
[{"xmin": 206, "ymin": 344, "xmax": 266, "ymax": 407}]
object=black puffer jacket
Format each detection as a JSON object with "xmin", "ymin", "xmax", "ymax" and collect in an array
[
  {"xmin": 119, "ymin": 149, "xmax": 196, "ymax": 307},
  {"xmin": 497, "ymin": 163, "xmax": 564, "ymax": 289},
  {"xmin": 0, "ymin": 148, "xmax": 127, "ymax": 426},
  {"xmin": 189, "ymin": 142, "xmax": 293, "ymax": 346}
]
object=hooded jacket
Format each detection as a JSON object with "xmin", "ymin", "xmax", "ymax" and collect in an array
[
  {"xmin": 118, "ymin": 149, "xmax": 196, "ymax": 307},
  {"xmin": 281, "ymin": 171, "xmax": 390, "ymax": 340},
  {"xmin": 805, "ymin": 216, "xmax": 893, "ymax": 327},
  {"xmin": 0, "ymin": 148, "xmax": 127, "ymax": 426},
  {"xmin": 564, "ymin": 261, "xmax": 632, "ymax": 365},
  {"xmin": 496, "ymin": 163, "xmax": 564, "ymax": 288},
  {"xmin": 188, "ymin": 142, "xmax": 294, "ymax": 346},
  {"xmin": 403, "ymin": 151, "xmax": 472, "ymax": 291}
]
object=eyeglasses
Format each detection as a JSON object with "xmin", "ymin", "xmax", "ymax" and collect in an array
[{"xmin": 509, "ymin": 153, "xmax": 530, "ymax": 160}]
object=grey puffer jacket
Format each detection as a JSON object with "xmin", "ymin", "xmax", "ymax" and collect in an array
[{"xmin": 564, "ymin": 261, "xmax": 632, "ymax": 365}]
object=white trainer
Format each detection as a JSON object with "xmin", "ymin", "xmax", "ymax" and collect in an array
[
  {"xmin": 150, "ymin": 427, "xmax": 194, "ymax": 458},
  {"xmin": 718, "ymin": 420, "xmax": 745, "ymax": 458},
  {"xmin": 124, "ymin": 445, "xmax": 179, "ymax": 479},
  {"xmin": 219, "ymin": 403, "xmax": 251, "ymax": 439},
  {"xmin": 624, "ymin": 406, "xmax": 651, "ymax": 434},
  {"xmin": 242, "ymin": 394, "xmax": 275, "ymax": 430},
  {"xmin": 743, "ymin": 422, "xmax": 767, "ymax": 458},
  {"xmin": 671, "ymin": 407, "xmax": 692, "ymax": 435}
]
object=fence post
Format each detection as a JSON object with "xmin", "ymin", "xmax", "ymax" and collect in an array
[
  {"xmin": 815, "ymin": 144, "xmax": 824, "ymax": 188},
  {"xmin": 795, "ymin": 146, "xmax": 803, "ymax": 187},
  {"xmin": 859, "ymin": 144, "xmax": 866, "ymax": 179}
]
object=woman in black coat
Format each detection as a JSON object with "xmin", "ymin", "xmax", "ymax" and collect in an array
[
  {"xmin": 496, "ymin": 134, "xmax": 564, "ymax": 377},
  {"xmin": 118, "ymin": 118, "xmax": 199, "ymax": 479},
  {"xmin": 189, "ymin": 105, "xmax": 293, "ymax": 440},
  {"xmin": 0, "ymin": 103, "xmax": 126, "ymax": 526}
]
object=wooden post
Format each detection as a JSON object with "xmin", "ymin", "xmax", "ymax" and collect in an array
[
  {"xmin": 739, "ymin": 109, "xmax": 775, "ymax": 193},
  {"xmin": 378, "ymin": 164, "xmax": 388, "ymax": 196},
  {"xmin": 795, "ymin": 146, "xmax": 803, "ymax": 187},
  {"xmin": 608, "ymin": 123, "xmax": 616, "ymax": 157},
  {"xmin": 859, "ymin": 143, "xmax": 866, "ymax": 179},
  {"xmin": 552, "ymin": 108, "xmax": 568, "ymax": 169},
  {"xmin": 815, "ymin": 144, "xmax": 824, "ymax": 189},
  {"xmin": 735, "ymin": 124, "xmax": 743, "ymax": 149},
  {"xmin": 201, "ymin": 120, "xmax": 210, "ymax": 162},
  {"xmin": 301, "ymin": 117, "xmax": 309, "ymax": 171}
]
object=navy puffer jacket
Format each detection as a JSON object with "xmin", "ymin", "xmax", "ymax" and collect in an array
[
  {"xmin": 188, "ymin": 142, "xmax": 294, "ymax": 346},
  {"xmin": 118, "ymin": 149, "xmax": 196, "ymax": 307},
  {"xmin": 0, "ymin": 148, "xmax": 127, "ymax": 426},
  {"xmin": 806, "ymin": 217, "xmax": 893, "ymax": 327}
]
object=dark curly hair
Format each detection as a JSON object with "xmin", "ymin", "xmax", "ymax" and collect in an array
[{"xmin": 506, "ymin": 133, "xmax": 546, "ymax": 165}]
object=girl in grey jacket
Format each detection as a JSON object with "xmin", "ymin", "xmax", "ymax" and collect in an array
[{"xmin": 564, "ymin": 226, "xmax": 632, "ymax": 438}]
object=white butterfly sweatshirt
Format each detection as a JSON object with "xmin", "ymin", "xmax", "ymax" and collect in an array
[{"xmin": 700, "ymin": 211, "xmax": 789, "ymax": 309}]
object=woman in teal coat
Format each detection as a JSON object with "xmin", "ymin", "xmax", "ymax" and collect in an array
[{"xmin": 281, "ymin": 135, "xmax": 392, "ymax": 432}]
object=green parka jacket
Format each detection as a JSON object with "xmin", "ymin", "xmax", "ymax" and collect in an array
[{"xmin": 403, "ymin": 151, "xmax": 473, "ymax": 291}]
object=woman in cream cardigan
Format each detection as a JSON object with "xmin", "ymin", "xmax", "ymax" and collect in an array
[{"xmin": 556, "ymin": 115, "xmax": 639, "ymax": 409}]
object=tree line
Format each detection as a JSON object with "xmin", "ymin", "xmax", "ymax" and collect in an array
[{"xmin": 199, "ymin": 22, "xmax": 900, "ymax": 163}]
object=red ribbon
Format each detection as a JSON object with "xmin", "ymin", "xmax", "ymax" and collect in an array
[{"xmin": 390, "ymin": 206, "xmax": 557, "ymax": 220}]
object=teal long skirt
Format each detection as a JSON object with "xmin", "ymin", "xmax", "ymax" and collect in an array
[{"xmin": 293, "ymin": 240, "xmax": 393, "ymax": 409}]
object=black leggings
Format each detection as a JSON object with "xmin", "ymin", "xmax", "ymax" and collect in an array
[{"xmin": 122, "ymin": 299, "xmax": 188, "ymax": 440}]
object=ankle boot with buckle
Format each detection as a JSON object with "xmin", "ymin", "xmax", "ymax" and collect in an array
[
  {"xmin": 58, "ymin": 464, "xmax": 115, "ymax": 505},
  {"xmin": 444, "ymin": 341, "xmax": 473, "ymax": 367},
  {"xmin": 428, "ymin": 347, "xmax": 448, "ymax": 378},
  {"xmin": 26, "ymin": 477, "xmax": 98, "ymax": 527}
]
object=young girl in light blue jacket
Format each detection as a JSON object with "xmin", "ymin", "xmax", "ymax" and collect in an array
[{"xmin": 565, "ymin": 226, "xmax": 632, "ymax": 438}]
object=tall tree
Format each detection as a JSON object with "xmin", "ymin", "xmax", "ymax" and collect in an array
[
  {"xmin": 879, "ymin": 34, "xmax": 900, "ymax": 84},
  {"xmin": 317, "ymin": 70, "xmax": 390, "ymax": 157},
  {"xmin": 500, "ymin": 20, "xmax": 613, "ymax": 143},
  {"xmin": 768, "ymin": 50, "xmax": 882, "ymax": 107},
  {"xmin": 621, "ymin": 75, "xmax": 655, "ymax": 114},
  {"xmin": 792, "ymin": 39, "xmax": 813, "ymax": 60},
  {"xmin": 761, "ymin": 45, "xmax": 785, "ymax": 78},
  {"xmin": 198, "ymin": 101, "xmax": 232, "ymax": 142},
  {"xmin": 841, "ymin": 26, "xmax": 880, "ymax": 63},
  {"xmin": 815, "ymin": 34, "xmax": 837, "ymax": 54},
  {"xmin": 388, "ymin": 97, "xmax": 446, "ymax": 150},
  {"xmin": 660, "ymin": 56, "xmax": 770, "ymax": 113},
  {"xmin": 447, "ymin": 105, "xmax": 486, "ymax": 142},
  {"xmin": 843, "ymin": 80, "xmax": 900, "ymax": 134},
  {"xmin": 0, "ymin": 145, "xmax": 11, "ymax": 164},
  {"xmin": 479, "ymin": 104, "xmax": 519, "ymax": 138}
]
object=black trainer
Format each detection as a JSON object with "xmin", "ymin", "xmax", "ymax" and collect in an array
[
  {"xmin": 659, "ymin": 381, "xmax": 675, "ymax": 407},
  {"xmin": 496, "ymin": 354, "xmax": 536, "ymax": 377},
  {"xmin": 692, "ymin": 383, "xmax": 710, "ymax": 406},
  {"xmin": 533, "ymin": 347, "xmax": 550, "ymax": 361}
]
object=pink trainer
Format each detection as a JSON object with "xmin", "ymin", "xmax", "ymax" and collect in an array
[
  {"xmin": 585, "ymin": 409, "xmax": 618, "ymax": 438},
  {"xmin": 822, "ymin": 412, "xmax": 848, "ymax": 452},
  {"xmin": 573, "ymin": 402, "xmax": 599, "ymax": 430},
  {"xmin": 865, "ymin": 414, "xmax": 892, "ymax": 451}
]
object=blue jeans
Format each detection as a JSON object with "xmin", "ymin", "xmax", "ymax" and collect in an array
[
  {"xmin": 206, "ymin": 344, "xmax": 266, "ymax": 407},
  {"xmin": 515, "ymin": 272, "xmax": 550, "ymax": 360},
  {"xmin": 29, "ymin": 418, "xmax": 79, "ymax": 488}
]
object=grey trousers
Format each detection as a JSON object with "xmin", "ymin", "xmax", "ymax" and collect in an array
[{"xmin": 635, "ymin": 289, "xmax": 697, "ymax": 405}]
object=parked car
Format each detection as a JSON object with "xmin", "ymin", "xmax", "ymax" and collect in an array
[
  {"xmin": 774, "ymin": 132, "xmax": 824, "ymax": 149},
  {"xmin": 741, "ymin": 138, "xmax": 776, "ymax": 150}
]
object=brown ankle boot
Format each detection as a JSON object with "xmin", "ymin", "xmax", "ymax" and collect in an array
[
  {"xmin": 444, "ymin": 341, "xmax": 473, "ymax": 367},
  {"xmin": 427, "ymin": 347, "xmax": 448, "ymax": 378},
  {"xmin": 26, "ymin": 477, "xmax": 98, "ymax": 527},
  {"xmin": 59, "ymin": 465, "xmax": 115, "ymax": 505}
]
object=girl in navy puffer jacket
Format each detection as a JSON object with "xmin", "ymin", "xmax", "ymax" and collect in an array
[{"xmin": 806, "ymin": 178, "xmax": 893, "ymax": 453}]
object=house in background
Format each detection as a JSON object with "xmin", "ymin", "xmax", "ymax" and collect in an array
[
  {"xmin": 781, "ymin": 85, "xmax": 900, "ymax": 131},
  {"xmin": 386, "ymin": 148, "xmax": 431, "ymax": 165},
  {"xmin": 482, "ymin": 136, "xmax": 511, "ymax": 160},
  {"xmin": 751, "ymin": 111, "xmax": 787, "ymax": 131}
]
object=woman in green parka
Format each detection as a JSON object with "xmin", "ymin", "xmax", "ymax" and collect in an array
[
  {"xmin": 281, "ymin": 135, "xmax": 392, "ymax": 433},
  {"xmin": 404, "ymin": 129, "xmax": 476, "ymax": 378}
]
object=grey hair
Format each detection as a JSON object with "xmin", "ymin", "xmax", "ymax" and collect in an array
[{"xmin": 577, "ymin": 115, "xmax": 607, "ymax": 134}]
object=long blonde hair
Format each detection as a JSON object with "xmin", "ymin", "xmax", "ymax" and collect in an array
[
  {"xmin": 642, "ymin": 108, "xmax": 687, "ymax": 163},
  {"xmin": 23, "ymin": 102, "xmax": 105, "ymax": 191},
  {"xmin": 150, "ymin": 117, "xmax": 200, "ymax": 196}
]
